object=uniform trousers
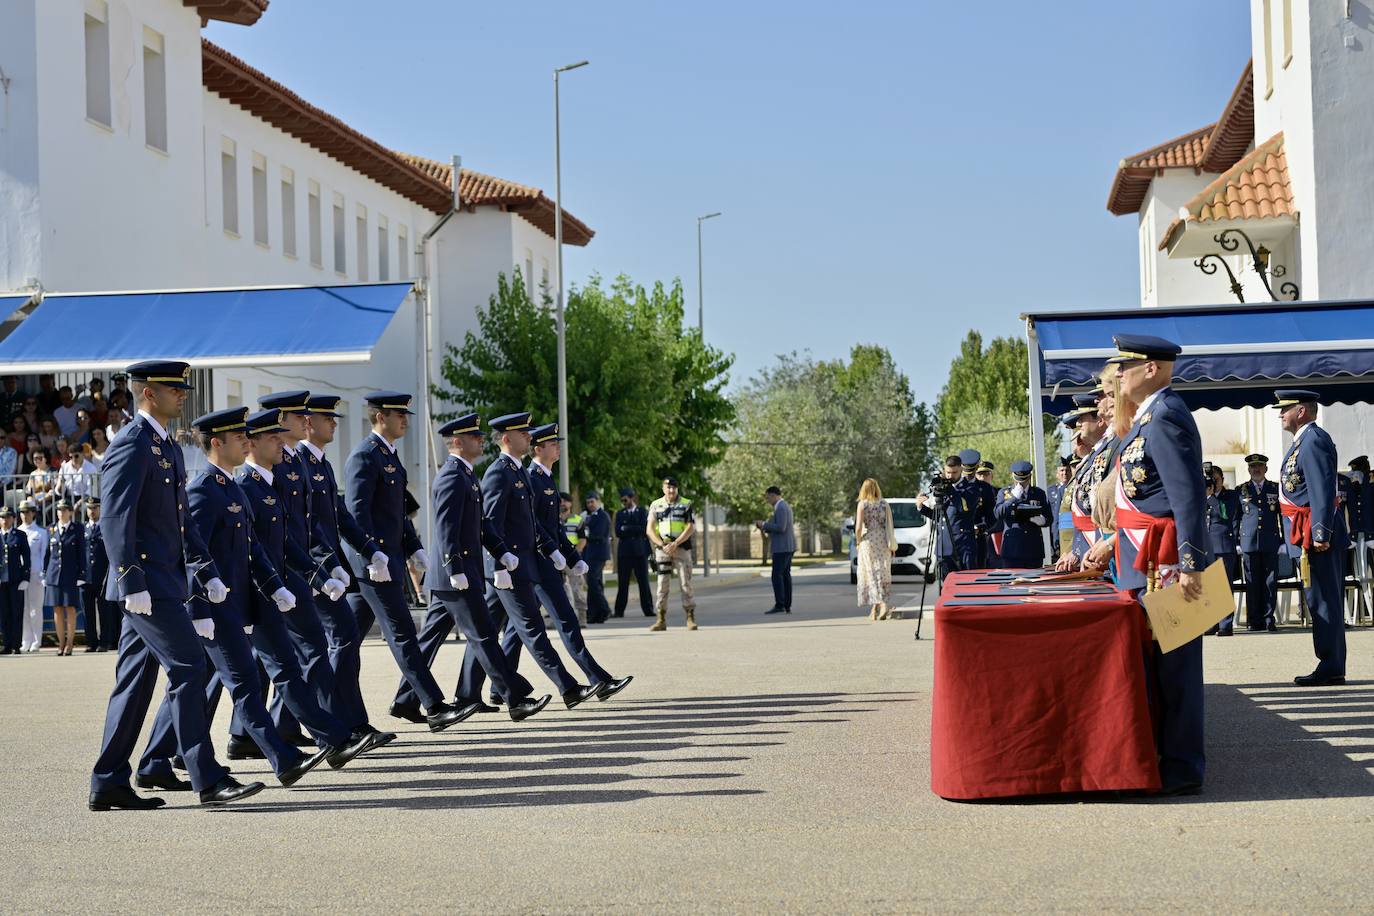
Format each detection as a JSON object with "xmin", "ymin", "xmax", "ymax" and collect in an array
[
  {"xmin": 1243, "ymin": 549, "xmax": 1279, "ymax": 629},
  {"xmin": 0, "ymin": 582, "xmax": 23, "ymax": 651},
  {"xmin": 1134, "ymin": 588, "xmax": 1206, "ymax": 789},
  {"xmin": 505, "ymin": 569, "xmax": 611, "ymax": 686},
  {"xmin": 393, "ymin": 591, "xmax": 534, "ymax": 708},
  {"xmin": 1215, "ymin": 553, "xmax": 1241, "ymax": 633},
  {"xmin": 614, "ymin": 553, "xmax": 653, "ymax": 617},
  {"xmin": 654, "ymin": 548, "xmax": 695, "ymax": 614},
  {"xmin": 459, "ymin": 579, "xmax": 577, "ymax": 701},
  {"xmin": 1305, "ymin": 546, "xmax": 1347, "ymax": 677},
  {"xmin": 240, "ymin": 583, "xmax": 345, "ymax": 741},
  {"xmin": 584, "ymin": 556, "xmax": 612, "ymax": 623},
  {"xmin": 21, "ymin": 573, "xmax": 43, "ymax": 650},
  {"xmin": 314, "ymin": 589, "xmax": 369, "ymax": 730},
  {"xmin": 564, "ymin": 567, "xmax": 587, "ymax": 617},
  {"xmin": 99, "ymin": 596, "xmax": 122, "ymax": 650},
  {"xmin": 80, "ymin": 583, "xmax": 100, "ymax": 648},
  {"xmin": 351, "ymin": 576, "xmax": 446, "ymax": 710},
  {"xmin": 91, "ymin": 600, "xmax": 228, "ymax": 794}
]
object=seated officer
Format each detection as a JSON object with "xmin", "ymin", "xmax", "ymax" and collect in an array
[{"xmin": 993, "ymin": 460, "xmax": 1050, "ymax": 570}]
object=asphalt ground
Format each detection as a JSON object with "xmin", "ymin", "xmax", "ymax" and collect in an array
[{"xmin": 2, "ymin": 565, "xmax": 1372, "ymax": 913}]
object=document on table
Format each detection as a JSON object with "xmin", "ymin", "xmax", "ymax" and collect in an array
[{"xmin": 1141, "ymin": 559, "xmax": 1233, "ymax": 653}]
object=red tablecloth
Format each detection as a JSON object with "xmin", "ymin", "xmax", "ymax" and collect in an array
[{"xmin": 930, "ymin": 571, "xmax": 1161, "ymax": 799}]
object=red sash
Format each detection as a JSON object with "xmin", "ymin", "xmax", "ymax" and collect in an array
[
  {"xmin": 1279, "ymin": 501, "xmax": 1311, "ymax": 549},
  {"xmin": 1072, "ymin": 515, "xmax": 1096, "ymax": 533},
  {"xmin": 991, "ymin": 532, "xmax": 1003, "ymax": 554},
  {"xmin": 1114, "ymin": 507, "xmax": 1177, "ymax": 574}
]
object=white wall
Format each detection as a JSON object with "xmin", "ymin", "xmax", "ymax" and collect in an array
[{"xmin": 0, "ymin": 0, "xmax": 43, "ymax": 292}]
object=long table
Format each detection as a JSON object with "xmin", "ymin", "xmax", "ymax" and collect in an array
[{"xmin": 930, "ymin": 570, "xmax": 1161, "ymax": 800}]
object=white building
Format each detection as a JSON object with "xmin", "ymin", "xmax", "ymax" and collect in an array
[
  {"xmin": 1105, "ymin": 1, "xmax": 1373, "ymax": 479},
  {"xmin": 0, "ymin": 0, "xmax": 592, "ymax": 518}
]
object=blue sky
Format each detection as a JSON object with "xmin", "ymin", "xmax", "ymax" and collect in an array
[{"xmin": 207, "ymin": 1, "xmax": 1252, "ymax": 406}]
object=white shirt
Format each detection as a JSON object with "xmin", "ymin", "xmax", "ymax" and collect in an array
[
  {"xmin": 137, "ymin": 409, "xmax": 169, "ymax": 441},
  {"xmin": 245, "ymin": 460, "xmax": 275, "ymax": 486},
  {"xmin": 53, "ymin": 404, "xmax": 79, "ymax": 437},
  {"xmin": 1291, "ymin": 419, "xmax": 1316, "ymax": 448},
  {"xmin": 1131, "ymin": 387, "xmax": 1168, "ymax": 424},
  {"xmin": 370, "ymin": 431, "xmax": 397, "ymax": 454},
  {"xmin": 453, "ymin": 453, "xmax": 473, "ymax": 473},
  {"xmin": 209, "ymin": 462, "xmax": 235, "ymax": 480},
  {"xmin": 299, "ymin": 440, "xmax": 325, "ymax": 461},
  {"xmin": 530, "ymin": 458, "xmax": 554, "ymax": 478}
]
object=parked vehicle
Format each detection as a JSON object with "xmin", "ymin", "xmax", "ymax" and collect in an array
[{"xmin": 844, "ymin": 497, "xmax": 934, "ymax": 585}]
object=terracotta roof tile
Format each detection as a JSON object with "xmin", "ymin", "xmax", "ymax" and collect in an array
[
  {"xmin": 188, "ymin": 0, "xmax": 269, "ymax": 26},
  {"xmin": 1106, "ymin": 125, "xmax": 1213, "ymax": 215},
  {"xmin": 1158, "ymin": 132, "xmax": 1294, "ymax": 251},
  {"xmin": 1200, "ymin": 60, "xmax": 1254, "ymax": 173}
]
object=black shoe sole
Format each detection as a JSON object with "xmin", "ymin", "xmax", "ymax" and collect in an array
[
  {"xmin": 1294, "ymin": 676, "xmax": 1346, "ymax": 687},
  {"xmin": 509, "ymin": 695, "xmax": 552, "ymax": 721},
  {"xmin": 388, "ymin": 706, "xmax": 427, "ymax": 724},
  {"xmin": 135, "ymin": 776, "xmax": 193, "ymax": 792},
  {"xmin": 596, "ymin": 676, "xmax": 634, "ymax": 702},
  {"xmin": 225, "ymin": 747, "xmax": 267, "ymax": 761},
  {"xmin": 563, "ymin": 689, "xmax": 598, "ymax": 710},
  {"xmin": 200, "ymin": 782, "xmax": 266, "ymax": 807},
  {"xmin": 89, "ymin": 800, "xmax": 165, "ymax": 812}
]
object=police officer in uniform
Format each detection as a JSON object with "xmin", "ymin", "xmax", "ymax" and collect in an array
[
  {"xmin": 344, "ymin": 392, "xmax": 471, "ymax": 731},
  {"xmin": 975, "ymin": 461, "xmax": 1001, "ymax": 567},
  {"xmin": 89, "ymin": 360, "xmax": 264, "ymax": 810},
  {"xmin": 1239, "ymin": 454, "xmax": 1283, "ymax": 631},
  {"xmin": 1204, "ymin": 464, "xmax": 1241, "ymax": 636},
  {"xmin": 613, "ymin": 486, "xmax": 653, "ymax": 617},
  {"xmin": 82, "ymin": 498, "xmax": 113, "ymax": 652},
  {"xmin": 1275, "ymin": 390, "xmax": 1348, "ymax": 686},
  {"xmin": 390, "ymin": 414, "xmax": 551, "ymax": 722},
  {"xmin": 993, "ymin": 460, "xmax": 1050, "ymax": 569},
  {"xmin": 580, "ymin": 490, "xmax": 614, "ymax": 623},
  {"xmin": 949, "ymin": 450, "xmax": 994, "ymax": 572},
  {"xmin": 1111, "ymin": 335, "xmax": 1209, "ymax": 795},
  {"xmin": 0, "ymin": 506, "xmax": 30, "ymax": 654}
]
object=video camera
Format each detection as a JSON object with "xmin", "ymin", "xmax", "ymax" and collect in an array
[{"xmin": 927, "ymin": 473, "xmax": 954, "ymax": 501}]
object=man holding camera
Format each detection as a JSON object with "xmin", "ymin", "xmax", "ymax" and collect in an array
[{"xmin": 918, "ymin": 450, "xmax": 994, "ymax": 580}]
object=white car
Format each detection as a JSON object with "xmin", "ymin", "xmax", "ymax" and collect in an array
[{"xmin": 845, "ymin": 497, "xmax": 935, "ymax": 585}]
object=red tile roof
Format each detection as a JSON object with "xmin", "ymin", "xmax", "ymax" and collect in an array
[
  {"xmin": 1199, "ymin": 60, "xmax": 1255, "ymax": 173},
  {"xmin": 201, "ymin": 40, "xmax": 593, "ymax": 244},
  {"xmin": 1158, "ymin": 132, "xmax": 1294, "ymax": 251},
  {"xmin": 1106, "ymin": 125, "xmax": 1214, "ymax": 215},
  {"xmin": 188, "ymin": 0, "xmax": 268, "ymax": 26}
]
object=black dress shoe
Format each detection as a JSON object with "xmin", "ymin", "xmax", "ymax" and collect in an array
[
  {"xmin": 509, "ymin": 694, "xmax": 552, "ymax": 721},
  {"xmin": 595, "ymin": 675, "xmax": 634, "ymax": 702},
  {"xmin": 199, "ymin": 775, "xmax": 266, "ymax": 807},
  {"xmin": 97, "ymin": 645, "xmax": 109, "ymax": 652},
  {"xmin": 136, "ymin": 772, "xmax": 193, "ymax": 792},
  {"xmin": 326, "ymin": 732, "xmax": 377, "ymax": 770},
  {"xmin": 764, "ymin": 607, "xmax": 787, "ymax": 615},
  {"xmin": 362, "ymin": 729, "xmax": 397, "ymax": 752},
  {"xmin": 1267, "ymin": 621, "xmax": 1278, "ymax": 632},
  {"xmin": 1155, "ymin": 781, "xmax": 1203, "ymax": 798},
  {"xmin": 1216, "ymin": 629, "xmax": 1233, "ymax": 637},
  {"xmin": 84, "ymin": 645, "xmax": 98, "ymax": 652},
  {"xmin": 388, "ymin": 702, "xmax": 427, "ymax": 724},
  {"xmin": 283, "ymin": 733, "xmax": 315, "ymax": 748},
  {"xmin": 562, "ymin": 684, "xmax": 599, "ymax": 709},
  {"xmin": 472, "ymin": 701, "xmax": 499, "ymax": 713},
  {"xmin": 1294, "ymin": 672, "xmax": 1346, "ymax": 687},
  {"xmin": 487, "ymin": 695, "xmax": 504, "ymax": 708},
  {"xmin": 425, "ymin": 702, "xmax": 477, "ymax": 733},
  {"xmin": 642, "ymin": 610, "xmax": 654, "ymax": 617},
  {"xmin": 225, "ymin": 737, "xmax": 267, "ymax": 760},
  {"xmin": 89, "ymin": 786, "xmax": 166, "ymax": 811},
  {"xmin": 278, "ymin": 747, "xmax": 330, "ymax": 787}
]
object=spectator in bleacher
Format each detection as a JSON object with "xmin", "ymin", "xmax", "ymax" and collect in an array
[
  {"xmin": 105, "ymin": 390, "xmax": 131, "ymax": 440},
  {"xmin": 70, "ymin": 409, "xmax": 94, "ymax": 446},
  {"xmin": 52, "ymin": 436, "xmax": 70, "ymax": 465},
  {"xmin": 87, "ymin": 427, "xmax": 109, "ymax": 465},
  {"xmin": 73, "ymin": 377, "xmax": 109, "ymax": 428},
  {"xmin": 7, "ymin": 415, "xmax": 30, "ymax": 456},
  {"xmin": 35, "ymin": 374, "xmax": 60, "ymax": 417},
  {"xmin": 37, "ymin": 417, "xmax": 59, "ymax": 451},
  {"xmin": 18, "ymin": 435, "xmax": 40, "ymax": 475},
  {"xmin": 0, "ymin": 376, "xmax": 23, "ymax": 429},
  {"xmin": 25, "ymin": 450, "xmax": 59, "ymax": 515},
  {"xmin": 59, "ymin": 449, "xmax": 96, "ymax": 510},
  {"xmin": 0, "ymin": 430, "xmax": 16, "ymax": 479},
  {"xmin": 20, "ymin": 396, "xmax": 40, "ymax": 434},
  {"xmin": 53, "ymin": 386, "xmax": 79, "ymax": 437}
]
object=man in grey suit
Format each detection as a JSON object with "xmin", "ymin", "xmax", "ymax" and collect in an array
[{"xmin": 757, "ymin": 486, "xmax": 795, "ymax": 615}]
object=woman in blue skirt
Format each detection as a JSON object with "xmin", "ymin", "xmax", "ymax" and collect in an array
[{"xmin": 43, "ymin": 499, "xmax": 85, "ymax": 656}]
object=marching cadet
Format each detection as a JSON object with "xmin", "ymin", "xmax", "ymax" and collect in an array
[
  {"xmin": 0, "ymin": 506, "xmax": 30, "ymax": 654},
  {"xmin": 613, "ymin": 487, "xmax": 654, "ymax": 618},
  {"xmin": 1111, "ymin": 335, "xmax": 1209, "ymax": 796},
  {"xmin": 298, "ymin": 394, "xmax": 395, "ymax": 749},
  {"xmin": 515, "ymin": 424, "xmax": 632, "ymax": 694},
  {"xmin": 647, "ymin": 476, "xmax": 699, "ymax": 629},
  {"xmin": 138, "ymin": 408, "xmax": 341, "ymax": 790},
  {"xmin": 82, "ymin": 498, "xmax": 115, "ymax": 652},
  {"xmin": 390, "ymin": 414, "xmax": 552, "ymax": 722},
  {"xmin": 45, "ymin": 498, "xmax": 85, "ymax": 656},
  {"xmin": 993, "ymin": 461, "xmax": 1050, "ymax": 569},
  {"xmin": 1239, "ymin": 454, "xmax": 1283, "ymax": 631},
  {"xmin": 344, "ymin": 392, "xmax": 471, "ymax": 731},
  {"xmin": 975, "ymin": 461, "xmax": 1002, "ymax": 566},
  {"xmin": 457, "ymin": 412, "xmax": 598, "ymax": 709},
  {"xmin": 1204, "ymin": 465, "xmax": 1241, "ymax": 636},
  {"xmin": 1275, "ymin": 390, "xmax": 1348, "ymax": 686},
  {"xmin": 90, "ymin": 360, "xmax": 264, "ymax": 810},
  {"xmin": 1046, "ymin": 457, "xmax": 1073, "ymax": 564}
]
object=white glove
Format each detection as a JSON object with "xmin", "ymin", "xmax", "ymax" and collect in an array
[
  {"xmin": 411, "ymin": 548, "xmax": 428, "ymax": 572},
  {"xmin": 500, "ymin": 552, "xmax": 519, "ymax": 572},
  {"xmin": 124, "ymin": 590, "xmax": 153, "ymax": 615},
  {"xmin": 321, "ymin": 578, "xmax": 346, "ymax": 601},
  {"xmin": 330, "ymin": 566, "xmax": 351, "ymax": 589},
  {"xmin": 449, "ymin": 572, "xmax": 469, "ymax": 591},
  {"xmin": 368, "ymin": 551, "xmax": 392, "ymax": 583},
  {"xmin": 205, "ymin": 577, "xmax": 229, "ymax": 604},
  {"xmin": 193, "ymin": 617, "xmax": 215, "ymax": 641},
  {"xmin": 572, "ymin": 560, "xmax": 588, "ymax": 576},
  {"xmin": 77, "ymin": 579, "xmax": 86, "ymax": 586},
  {"xmin": 272, "ymin": 587, "xmax": 296, "ymax": 613},
  {"xmin": 494, "ymin": 568, "xmax": 513, "ymax": 590},
  {"xmin": 1030, "ymin": 515, "xmax": 1047, "ymax": 527},
  {"xmin": 243, "ymin": 625, "xmax": 254, "ymax": 634},
  {"xmin": 1011, "ymin": 484, "xmax": 1025, "ymax": 499},
  {"xmin": 17, "ymin": 581, "xmax": 27, "ymax": 591},
  {"xmin": 550, "ymin": 550, "xmax": 567, "ymax": 571}
]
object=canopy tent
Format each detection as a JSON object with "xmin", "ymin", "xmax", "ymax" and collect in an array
[
  {"xmin": 0, "ymin": 281, "xmax": 414, "ymax": 373},
  {"xmin": 1022, "ymin": 297, "xmax": 1374, "ymax": 492}
]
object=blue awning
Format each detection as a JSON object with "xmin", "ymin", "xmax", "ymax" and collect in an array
[
  {"xmin": 1026, "ymin": 298, "xmax": 1374, "ymax": 414},
  {"xmin": 0, "ymin": 282, "xmax": 413, "ymax": 373}
]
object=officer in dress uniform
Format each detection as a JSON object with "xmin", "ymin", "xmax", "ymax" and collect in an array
[
  {"xmin": 1110, "ymin": 335, "xmax": 1209, "ymax": 795},
  {"xmin": 1239, "ymin": 454, "xmax": 1283, "ymax": 631},
  {"xmin": 975, "ymin": 461, "xmax": 1002, "ymax": 567},
  {"xmin": 511, "ymin": 424, "xmax": 632, "ymax": 694},
  {"xmin": 1205, "ymin": 465, "xmax": 1242, "ymax": 637},
  {"xmin": 297, "ymin": 394, "xmax": 394, "ymax": 748},
  {"xmin": 0, "ymin": 506, "xmax": 30, "ymax": 654},
  {"xmin": 953, "ymin": 450, "xmax": 994, "ymax": 571},
  {"xmin": 89, "ymin": 360, "xmax": 264, "ymax": 810},
  {"xmin": 44, "ymin": 497, "xmax": 85, "ymax": 654},
  {"xmin": 137, "ymin": 408, "xmax": 334, "ymax": 790},
  {"xmin": 580, "ymin": 490, "xmax": 615, "ymax": 622},
  {"xmin": 82, "ymin": 498, "xmax": 114, "ymax": 652},
  {"xmin": 457, "ymin": 412, "xmax": 598, "ymax": 710},
  {"xmin": 613, "ymin": 487, "xmax": 653, "ymax": 617},
  {"xmin": 1046, "ymin": 456, "xmax": 1073, "ymax": 564},
  {"xmin": 993, "ymin": 461, "xmax": 1050, "ymax": 569},
  {"xmin": 1274, "ymin": 390, "xmax": 1348, "ymax": 686},
  {"xmin": 388, "ymin": 414, "xmax": 552, "ymax": 723},
  {"xmin": 1053, "ymin": 412, "xmax": 1095, "ymax": 565},
  {"xmin": 343, "ymin": 392, "xmax": 470, "ymax": 732},
  {"xmin": 1066, "ymin": 390, "xmax": 1117, "ymax": 569}
]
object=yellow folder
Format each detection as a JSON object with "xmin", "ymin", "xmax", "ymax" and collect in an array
[{"xmin": 1141, "ymin": 559, "xmax": 1234, "ymax": 654}]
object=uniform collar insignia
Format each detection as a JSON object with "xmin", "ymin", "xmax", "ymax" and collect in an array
[
  {"xmin": 150, "ymin": 445, "xmax": 161, "ymax": 455},
  {"xmin": 515, "ymin": 480, "xmax": 525, "ymax": 489},
  {"xmin": 216, "ymin": 474, "xmax": 226, "ymax": 484}
]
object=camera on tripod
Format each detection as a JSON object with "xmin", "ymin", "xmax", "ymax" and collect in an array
[{"xmin": 927, "ymin": 474, "xmax": 954, "ymax": 501}]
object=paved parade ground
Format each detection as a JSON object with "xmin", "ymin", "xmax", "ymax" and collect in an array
[{"xmin": 3, "ymin": 565, "xmax": 1374, "ymax": 913}]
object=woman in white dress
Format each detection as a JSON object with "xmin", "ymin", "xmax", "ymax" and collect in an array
[{"xmin": 855, "ymin": 478, "xmax": 896, "ymax": 620}]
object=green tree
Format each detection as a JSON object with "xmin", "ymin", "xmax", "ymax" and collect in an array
[
  {"xmin": 935, "ymin": 405, "xmax": 1032, "ymax": 483},
  {"xmin": 935, "ymin": 331, "xmax": 1059, "ymax": 466},
  {"xmin": 433, "ymin": 270, "xmax": 734, "ymax": 499}
]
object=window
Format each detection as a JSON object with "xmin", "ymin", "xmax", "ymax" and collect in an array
[
  {"xmin": 257, "ymin": 385, "xmax": 272, "ymax": 403},
  {"xmin": 84, "ymin": 3, "xmax": 111, "ymax": 127},
  {"xmin": 142, "ymin": 27, "xmax": 167, "ymax": 151},
  {"xmin": 524, "ymin": 249, "xmax": 534, "ymax": 295},
  {"xmin": 378, "ymin": 215, "xmax": 389, "ymax": 281},
  {"xmin": 221, "ymin": 137, "xmax": 238, "ymax": 236},
  {"xmin": 333, "ymin": 192, "xmax": 346, "ymax": 274},
  {"xmin": 281, "ymin": 167, "xmax": 297, "ymax": 257},
  {"xmin": 356, "ymin": 205, "xmax": 369, "ymax": 281},
  {"xmin": 225, "ymin": 379, "xmax": 243, "ymax": 408},
  {"xmin": 252, "ymin": 153, "xmax": 268, "ymax": 247},
  {"xmin": 1282, "ymin": 0, "xmax": 1293, "ymax": 68},
  {"xmin": 1262, "ymin": 0, "xmax": 1274, "ymax": 98},
  {"xmin": 308, "ymin": 180, "xmax": 322, "ymax": 267},
  {"xmin": 397, "ymin": 226, "xmax": 409, "ymax": 279}
]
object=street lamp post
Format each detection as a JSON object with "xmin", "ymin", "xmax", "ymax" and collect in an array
[
  {"xmin": 697, "ymin": 211, "xmax": 721, "ymax": 575},
  {"xmin": 553, "ymin": 59, "xmax": 589, "ymax": 494}
]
